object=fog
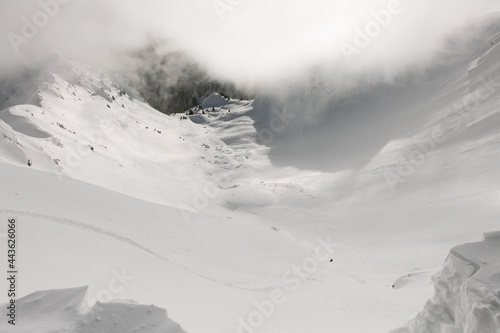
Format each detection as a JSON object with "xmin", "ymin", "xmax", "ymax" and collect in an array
[{"xmin": 0, "ymin": 0, "xmax": 498, "ymax": 88}]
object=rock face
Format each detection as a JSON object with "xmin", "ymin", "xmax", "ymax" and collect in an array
[
  {"xmin": 393, "ymin": 231, "xmax": 500, "ymax": 333},
  {"xmin": 130, "ymin": 46, "xmax": 253, "ymax": 115},
  {"xmin": 0, "ymin": 286, "xmax": 187, "ymax": 333}
]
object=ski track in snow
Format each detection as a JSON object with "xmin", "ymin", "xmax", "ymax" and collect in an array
[{"xmin": 0, "ymin": 209, "xmax": 276, "ymax": 293}]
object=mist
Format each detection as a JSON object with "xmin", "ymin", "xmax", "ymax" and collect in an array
[{"xmin": 0, "ymin": 0, "xmax": 499, "ymax": 88}]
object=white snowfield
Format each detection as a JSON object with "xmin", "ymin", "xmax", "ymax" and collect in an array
[{"xmin": 0, "ymin": 16, "xmax": 500, "ymax": 333}]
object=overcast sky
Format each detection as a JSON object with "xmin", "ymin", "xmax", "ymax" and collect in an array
[{"xmin": 0, "ymin": 0, "xmax": 499, "ymax": 85}]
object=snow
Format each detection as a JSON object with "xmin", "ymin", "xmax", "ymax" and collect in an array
[
  {"xmin": 0, "ymin": 106, "xmax": 52, "ymax": 139},
  {"xmin": 0, "ymin": 18, "xmax": 499, "ymax": 333},
  {"xmin": 0, "ymin": 287, "xmax": 186, "ymax": 333},
  {"xmin": 393, "ymin": 232, "xmax": 500, "ymax": 333}
]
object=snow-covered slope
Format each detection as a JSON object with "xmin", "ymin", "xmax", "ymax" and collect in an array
[
  {"xmin": 0, "ymin": 59, "xmax": 323, "ymax": 332},
  {"xmin": 0, "ymin": 18, "xmax": 500, "ymax": 333},
  {"xmin": 0, "ymin": 58, "xmax": 224, "ymax": 207}
]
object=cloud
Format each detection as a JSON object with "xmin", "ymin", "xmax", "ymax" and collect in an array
[{"xmin": 0, "ymin": 0, "xmax": 498, "ymax": 85}]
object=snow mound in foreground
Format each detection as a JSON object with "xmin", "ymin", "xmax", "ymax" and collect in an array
[
  {"xmin": 0, "ymin": 286, "xmax": 186, "ymax": 333},
  {"xmin": 393, "ymin": 231, "xmax": 500, "ymax": 333}
]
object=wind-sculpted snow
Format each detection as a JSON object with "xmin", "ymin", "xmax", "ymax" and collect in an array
[
  {"xmin": 393, "ymin": 232, "xmax": 500, "ymax": 333},
  {"xmin": 0, "ymin": 106, "xmax": 52, "ymax": 139},
  {"xmin": 0, "ymin": 287, "xmax": 187, "ymax": 333}
]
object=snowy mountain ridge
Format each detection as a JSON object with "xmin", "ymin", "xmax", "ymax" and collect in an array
[{"xmin": 1, "ymin": 19, "xmax": 500, "ymax": 333}]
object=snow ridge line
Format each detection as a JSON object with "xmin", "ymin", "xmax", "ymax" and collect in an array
[
  {"xmin": 449, "ymin": 249, "xmax": 480, "ymax": 276},
  {"xmin": 0, "ymin": 209, "xmax": 275, "ymax": 293}
]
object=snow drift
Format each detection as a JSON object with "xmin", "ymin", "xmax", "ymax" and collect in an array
[
  {"xmin": 394, "ymin": 231, "xmax": 500, "ymax": 333},
  {"xmin": 0, "ymin": 286, "xmax": 186, "ymax": 333}
]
